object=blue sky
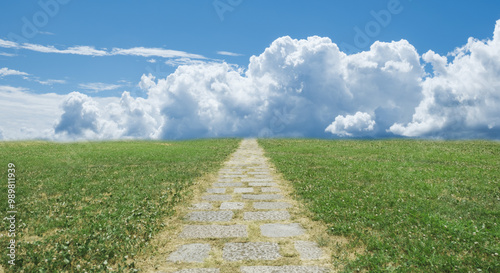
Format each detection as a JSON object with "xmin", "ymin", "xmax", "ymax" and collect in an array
[{"xmin": 1, "ymin": 0, "xmax": 500, "ymax": 140}]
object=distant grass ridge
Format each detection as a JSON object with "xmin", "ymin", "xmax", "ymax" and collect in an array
[
  {"xmin": 0, "ymin": 139, "xmax": 240, "ymax": 272},
  {"xmin": 259, "ymin": 139, "xmax": 499, "ymax": 272}
]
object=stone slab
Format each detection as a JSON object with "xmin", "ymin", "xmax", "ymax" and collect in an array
[
  {"xmin": 222, "ymin": 242, "xmax": 281, "ymax": 261},
  {"xmin": 219, "ymin": 171, "xmax": 243, "ymax": 174},
  {"xmin": 242, "ymin": 194, "xmax": 283, "ymax": 200},
  {"xmin": 202, "ymin": 195, "xmax": 232, "ymax": 201},
  {"xmin": 220, "ymin": 202, "xmax": 245, "ymax": 210},
  {"xmin": 206, "ymin": 188, "xmax": 226, "ymax": 194},
  {"xmin": 253, "ymin": 202, "xmax": 292, "ymax": 210},
  {"xmin": 173, "ymin": 269, "xmax": 220, "ymax": 273},
  {"xmin": 167, "ymin": 243, "xmax": 211, "ymax": 263},
  {"xmin": 190, "ymin": 202, "xmax": 213, "ymax": 210},
  {"xmin": 213, "ymin": 182, "xmax": 243, "ymax": 188},
  {"xmin": 242, "ymin": 178, "xmax": 273, "ymax": 182},
  {"xmin": 179, "ymin": 225, "xmax": 248, "ymax": 239},
  {"xmin": 294, "ymin": 241, "xmax": 323, "ymax": 260},
  {"xmin": 243, "ymin": 211, "xmax": 291, "ymax": 221},
  {"xmin": 261, "ymin": 187, "xmax": 281, "ymax": 193},
  {"xmin": 261, "ymin": 223, "xmax": 305, "ymax": 238},
  {"xmin": 220, "ymin": 174, "xmax": 247, "ymax": 178},
  {"xmin": 248, "ymin": 183, "xmax": 279, "ymax": 187},
  {"xmin": 254, "ymin": 175, "xmax": 273, "ymax": 179},
  {"xmin": 247, "ymin": 172, "xmax": 270, "ymax": 175},
  {"xmin": 186, "ymin": 211, "xmax": 233, "ymax": 222},
  {"xmin": 234, "ymin": 187, "xmax": 254, "ymax": 193},
  {"xmin": 240, "ymin": 266, "xmax": 329, "ymax": 273}
]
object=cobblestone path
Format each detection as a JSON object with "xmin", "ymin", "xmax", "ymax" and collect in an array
[{"xmin": 160, "ymin": 139, "xmax": 332, "ymax": 273}]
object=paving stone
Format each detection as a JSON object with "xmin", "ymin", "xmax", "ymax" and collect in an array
[
  {"xmin": 242, "ymin": 178, "xmax": 273, "ymax": 182},
  {"xmin": 294, "ymin": 241, "xmax": 323, "ymax": 260},
  {"xmin": 167, "ymin": 243, "xmax": 211, "ymax": 263},
  {"xmin": 190, "ymin": 202, "xmax": 213, "ymax": 210},
  {"xmin": 234, "ymin": 187, "xmax": 254, "ymax": 193},
  {"xmin": 179, "ymin": 225, "xmax": 248, "ymax": 239},
  {"xmin": 242, "ymin": 194, "xmax": 283, "ymax": 200},
  {"xmin": 261, "ymin": 223, "xmax": 305, "ymax": 238},
  {"xmin": 206, "ymin": 188, "xmax": 226, "ymax": 194},
  {"xmin": 247, "ymin": 172, "xmax": 270, "ymax": 175},
  {"xmin": 261, "ymin": 187, "xmax": 281, "ymax": 193},
  {"xmin": 240, "ymin": 266, "xmax": 329, "ymax": 273},
  {"xmin": 202, "ymin": 195, "xmax": 232, "ymax": 201},
  {"xmin": 243, "ymin": 211, "xmax": 291, "ymax": 221},
  {"xmin": 213, "ymin": 182, "xmax": 243, "ymax": 187},
  {"xmin": 172, "ymin": 269, "xmax": 220, "ymax": 273},
  {"xmin": 219, "ymin": 171, "xmax": 243, "ymax": 174},
  {"xmin": 254, "ymin": 175, "xmax": 273, "ymax": 179},
  {"xmin": 248, "ymin": 182, "xmax": 279, "ymax": 187},
  {"xmin": 186, "ymin": 211, "xmax": 233, "ymax": 222},
  {"xmin": 220, "ymin": 202, "xmax": 245, "ymax": 210},
  {"xmin": 253, "ymin": 202, "xmax": 293, "ymax": 210},
  {"xmin": 220, "ymin": 174, "xmax": 248, "ymax": 178},
  {"xmin": 222, "ymin": 242, "xmax": 281, "ymax": 261}
]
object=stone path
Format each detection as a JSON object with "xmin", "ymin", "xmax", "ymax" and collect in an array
[{"xmin": 161, "ymin": 139, "xmax": 331, "ymax": 273}]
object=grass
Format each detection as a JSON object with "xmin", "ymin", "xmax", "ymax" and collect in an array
[
  {"xmin": 0, "ymin": 139, "xmax": 240, "ymax": 272},
  {"xmin": 258, "ymin": 139, "xmax": 500, "ymax": 272}
]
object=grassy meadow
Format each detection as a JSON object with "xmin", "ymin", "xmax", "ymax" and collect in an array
[
  {"xmin": 0, "ymin": 139, "xmax": 240, "ymax": 272},
  {"xmin": 259, "ymin": 139, "xmax": 499, "ymax": 272}
]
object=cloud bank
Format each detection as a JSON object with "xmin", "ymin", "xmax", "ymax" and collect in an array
[{"xmin": 4, "ymin": 20, "xmax": 500, "ymax": 140}]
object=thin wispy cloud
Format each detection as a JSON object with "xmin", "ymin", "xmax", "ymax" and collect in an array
[
  {"xmin": 0, "ymin": 38, "xmax": 206, "ymax": 60},
  {"xmin": 217, "ymin": 51, "xmax": 243, "ymax": 57},
  {"xmin": 38, "ymin": 31, "xmax": 55, "ymax": 36},
  {"xmin": 78, "ymin": 82, "xmax": 123, "ymax": 93},
  {"xmin": 0, "ymin": 52, "xmax": 16, "ymax": 57},
  {"xmin": 111, "ymin": 47, "xmax": 205, "ymax": 59},
  {"xmin": 36, "ymin": 79, "xmax": 67, "ymax": 85}
]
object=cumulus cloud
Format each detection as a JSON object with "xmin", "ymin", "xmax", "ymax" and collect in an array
[
  {"xmin": 390, "ymin": 20, "xmax": 500, "ymax": 139},
  {"xmin": 54, "ymin": 92, "xmax": 101, "ymax": 137},
  {"xmin": 4, "ymin": 19, "xmax": 500, "ymax": 141},
  {"xmin": 325, "ymin": 112, "xmax": 375, "ymax": 137}
]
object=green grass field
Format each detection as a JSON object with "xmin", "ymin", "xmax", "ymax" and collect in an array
[
  {"xmin": 259, "ymin": 139, "xmax": 500, "ymax": 272},
  {"xmin": 0, "ymin": 139, "xmax": 240, "ymax": 272}
]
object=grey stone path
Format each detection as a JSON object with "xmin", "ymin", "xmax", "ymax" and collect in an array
[{"xmin": 167, "ymin": 139, "xmax": 330, "ymax": 273}]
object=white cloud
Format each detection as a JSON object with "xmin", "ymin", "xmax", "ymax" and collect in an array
[
  {"xmin": 0, "ymin": 38, "xmax": 206, "ymax": 60},
  {"xmin": 0, "ymin": 67, "xmax": 29, "ymax": 77},
  {"xmin": 0, "ymin": 52, "xmax": 16, "ymax": 57},
  {"xmin": 4, "ymin": 20, "xmax": 500, "ymax": 141},
  {"xmin": 217, "ymin": 51, "xmax": 243, "ymax": 57},
  {"xmin": 0, "ymin": 85, "xmax": 63, "ymax": 140},
  {"xmin": 164, "ymin": 58, "xmax": 209, "ymax": 67},
  {"xmin": 21, "ymin": 43, "xmax": 108, "ymax": 56},
  {"xmin": 36, "ymin": 79, "xmax": 66, "ymax": 85},
  {"xmin": 390, "ymin": 19, "xmax": 500, "ymax": 139},
  {"xmin": 78, "ymin": 82, "xmax": 123, "ymax": 93},
  {"xmin": 147, "ymin": 59, "xmax": 157, "ymax": 63},
  {"xmin": 39, "ymin": 31, "xmax": 55, "ymax": 35},
  {"xmin": 111, "ymin": 47, "xmax": 205, "ymax": 59},
  {"xmin": 325, "ymin": 112, "xmax": 376, "ymax": 137}
]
